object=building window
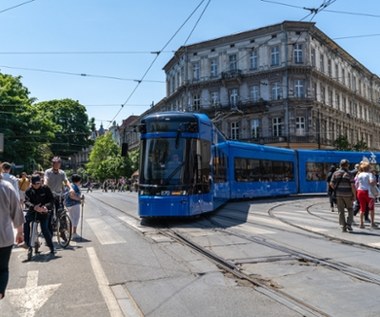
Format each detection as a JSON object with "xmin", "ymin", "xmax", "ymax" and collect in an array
[
  {"xmin": 250, "ymin": 50, "xmax": 258, "ymax": 70},
  {"xmin": 296, "ymin": 117, "xmax": 305, "ymax": 136},
  {"xmin": 272, "ymin": 117, "xmax": 283, "ymax": 137},
  {"xmin": 294, "ymin": 80, "xmax": 305, "ymax": 98},
  {"xmin": 327, "ymin": 59, "xmax": 332, "ymax": 76},
  {"xmin": 321, "ymin": 85, "xmax": 326, "ymax": 103},
  {"xmin": 311, "ymin": 48, "xmax": 316, "ymax": 67},
  {"xmin": 271, "ymin": 82, "xmax": 282, "ymax": 100},
  {"xmin": 320, "ymin": 54, "xmax": 324, "ymax": 72},
  {"xmin": 271, "ymin": 46, "xmax": 280, "ymax": 66},
  {"xmin": 229, "ymin": 88, "xmax": 239, "ymax": 107},
  {"xmin": 193, "ymin": 93, "xmax": 200, "ymax": 111},
  {"xmin": 250, "ymin": 85, "xmax": 260, "ymax": 102},
  {"xmin": 229, "ymin": 54, "xmax": 237, "ymax": 71},
  {"xmin": 210, "ymin": 58, "xmax": 218, "ymax": 77},
  {"xmin": 341, "ymin": 68, "xmax": 345, "ymax": 85},
  {"xmin": 193, "ymin": 62, "xmax": 200, "ymax": 81},
  {"xmin": 210, "ymin": 91, "xmax": 219, "ymax": 106},
  {"xmin": 328, "ymin": 89, "xmax": 333, "ymax": 105},
  {"xmin": 335, "ymin": 64, "xmax": 339, "ymax": 80},
  {"xmin": 230, "ymin": 121, "xmax": 240, "ymax": 140},
  {"xmin": 251, "ymin": 119, "xmax": 260, "ymax": 139},
  {"xmin": 294, "ymin": 44, "xmax": 303, "ymax": 64},
  {"xmin": 336, "ymin": 93, "xmax": 341, "ymax": 110}
]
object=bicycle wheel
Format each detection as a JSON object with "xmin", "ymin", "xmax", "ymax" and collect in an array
[{"xmin": 57, "ymin": 213, "xmax": 72, "ymax": 248}]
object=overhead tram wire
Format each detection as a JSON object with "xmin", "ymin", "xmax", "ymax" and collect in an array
[
  {"xmin": 107, "ymin": 0, "xmax": 210, "ymax": 127},
  {"xmin": 0, "ymin": 50, "xmax": 174, "ymax": 55},
  {"xmin": 0, "ymin": 0, "xmax": 37, "ymax": 14},
  {"xmin": 0, "ymin": 65, "xmax": 165, "ymax": 83},
  {"xmin": 183, "ymin": 0, "xmax": 211, "ymax": 46}
]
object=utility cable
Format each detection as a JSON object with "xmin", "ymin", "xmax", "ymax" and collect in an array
[
  {"xmin": 0, "ymin": 0, "xmax": 36, "ymax": 14},
  {"xmin": 108, "ymin": 0, "xmax": 209, "ymax": 127},
  {"xmin": 0, "ymin": 65, "xmax": 165, "ymax": 83}
]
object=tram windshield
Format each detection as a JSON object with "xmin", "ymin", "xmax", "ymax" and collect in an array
[{"xmin": 140, "ymin": 137, "xmax": 211, "ymax": 195}]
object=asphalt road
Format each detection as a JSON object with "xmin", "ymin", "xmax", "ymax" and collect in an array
[{"xmin": 2, "ymin": 191, "xmax": 380, "ymax": 317}]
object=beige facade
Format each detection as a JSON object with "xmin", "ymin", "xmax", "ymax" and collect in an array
[{"xmin": 155, "ymin": 21, "xmax": 380, "ymax": 150}]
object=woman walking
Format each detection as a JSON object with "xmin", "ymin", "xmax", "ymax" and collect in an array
[{"xmin": 355, "ymin": 161, "xmax": 378, "ymax": 229}]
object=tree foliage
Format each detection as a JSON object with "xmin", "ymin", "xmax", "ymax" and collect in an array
[
  {"xmin": 333, "ymin": 135, "xmax": 368, "ymax": 152},
  {"xmin": 86, "ymin": 132, "xmax": 132, "ymax": 182},
  {"xmin": 34, "ymin": 99, "xmax": 92, "ymax": 158},
  {"xmin": 0, "ymin": 73, "xmax": 57, "ymax": 170}
]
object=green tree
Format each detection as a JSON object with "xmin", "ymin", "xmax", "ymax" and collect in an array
[
  {"xmin": 0, "ymin": 73, "xmax": 56, "ymax": 170},
  {"xmin": 86, "ymin": 132, "xmax": 131, "ymax": 181},
  {"xmin": 333, "ymin": 135, "xmax": 351, "ymax": 151},
  {"xmin": 34, "ymin": 99, "xmax": 92, "ymax": 158},
  {"xmin": 352, "ymin": 140, "xmax": 368, "ymax": 152}
]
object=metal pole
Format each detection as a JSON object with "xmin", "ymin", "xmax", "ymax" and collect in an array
[{"xmin": 80, "ymin": 194, "xmax": 85, "ymax": 241}]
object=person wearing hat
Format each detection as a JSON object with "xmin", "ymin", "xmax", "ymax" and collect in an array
[
  {"xmin": 23, "ymin": 174, "xmax": 55, "ymax": 255},
  {"xmin": 330, "ymin": 159, "xmax": 356, "ymax": 232}
]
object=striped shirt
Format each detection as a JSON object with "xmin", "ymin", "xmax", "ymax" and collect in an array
[{"xmin": 331, "ymin": 168, "xmax": 354, "ymax": 197}]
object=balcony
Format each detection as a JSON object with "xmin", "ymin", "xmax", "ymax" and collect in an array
[{"xmin": 221, "ymin": 69, "xmax": 242, "ymax": 84}]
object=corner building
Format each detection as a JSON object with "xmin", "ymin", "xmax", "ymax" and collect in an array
[{"xmin": 158, "ymin": 21, "xmax": 380, "ymax": 150}]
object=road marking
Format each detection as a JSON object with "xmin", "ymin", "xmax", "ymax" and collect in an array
[
  {"xmin": 7, "ymin": 270, "xmax": 61, "ymax": 317},
  {"xmin": 86, "ymin": 217, "xmax": 126, "ymax": 245},
  {"xmin": 86, "ymin": 247, "xmax": 124, "ymax": 317}
]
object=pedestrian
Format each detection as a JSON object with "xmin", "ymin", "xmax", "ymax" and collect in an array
[
  {"xmin": 355, "ymin": 161, "xmax": 378, "ymax": 229},
  {"xmin": 0, "ymin": 174, "xmax": 24, "ymax": 300},
  {"xmin": 330, "ymin": 159, "xmax": 356, "ymax": 232},
  {"xmin": 44, "ymin": 157, "xmax": 72, "ymax": 234},
  {"xmin": 326, "ymin": 165, "xmax": 336, "ymax": 212},
  {"xmin": 24, "ymin": 174, "xmax": 55, "ymax": 255},
  {"xmin": 1, "ymin": 162, "xmax": 20, "ymax": 201},
  {"xmin": 66, "ymin": 174, "xmax": 83, "ymax": 240},
  {"xmin": 18, "ymin": 172, "xmax": 31, "ymax": 209}
]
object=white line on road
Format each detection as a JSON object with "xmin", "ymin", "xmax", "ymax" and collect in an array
[{"xmin": 87, "ymin": 247, "xmax": 124, "ymax": 317}]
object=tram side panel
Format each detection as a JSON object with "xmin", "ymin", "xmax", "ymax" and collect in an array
[
  {"xmin": 226, "ymin": 142, "xmax": 297, "ymax": 199},
  {"xmin": 297, "ymin": 149, "xmax": 379, "ymax": 194}
]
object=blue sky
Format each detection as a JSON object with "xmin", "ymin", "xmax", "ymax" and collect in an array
[{"xmin": 1, "ymin": 0, "xmax": 380, "ymax": 128}]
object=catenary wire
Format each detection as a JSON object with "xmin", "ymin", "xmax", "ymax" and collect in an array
[
  {"xmin": 0, "ymin": 0, "xmax": 36, "ymax": 14},
  {"xmin": 107, "ymin": 0, "xmax": 210, "ymax": 127}
]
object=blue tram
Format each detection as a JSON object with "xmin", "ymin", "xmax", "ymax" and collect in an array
[
  {"xmin": 138, "ymin": 112, "xmax": 219, "ymax": 217},
  {"xmin": 138, "ymin": 111, "xmax": 379, "ymax": 217},
  {"xmin": 297, "ymin": 150, "xmax": 379, "ymax": 193}
]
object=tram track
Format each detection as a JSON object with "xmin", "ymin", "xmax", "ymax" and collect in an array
[
  {"xmin": 89, "ymin": 194, "xmax": 332, "ymax": 316},
  {"xmin": 88, "ymin": 193, "xmax": 380, "ymax": 316}
]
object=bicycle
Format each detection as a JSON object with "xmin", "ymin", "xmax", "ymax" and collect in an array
[
  {"xmin": 27, "ymin": 211, "xmax": 42, "ymax": 261},
  {"xmin": 52, "ymin": 191, "xmax": 72, "ymax": 248}
]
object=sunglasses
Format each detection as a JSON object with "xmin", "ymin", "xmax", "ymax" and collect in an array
[{"xmin": 32, "ymin": 182, "xmax": 41, "ymax": 185}]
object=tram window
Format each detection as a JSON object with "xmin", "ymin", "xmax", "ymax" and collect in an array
[
  {"xmin": 213, "ymin": 151, "xmax": 227, "ymax": 183},
  {"xmin": 306, "ymin": 162, "xmax": 329, "ymax": 181},
  {"xmin": 234, "ymin": 157, "xmax": 294, "ymax": 182},
  {"xmin": 193, "ymin": 140, "xmax": 211, "ymax": 193}
]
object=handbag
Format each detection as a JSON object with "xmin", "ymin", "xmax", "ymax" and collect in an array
[{"xmin": 369, "ymin": 184, "xmax": 380, "ymax": 198}]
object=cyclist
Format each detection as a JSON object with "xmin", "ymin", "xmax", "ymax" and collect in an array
[
  {"xmin": 44, "ymin": 157, "xmax": 73, "ymax": 233},
  {"xmin": 24, "ymin": 174, "xmax": 55, "ymax": 255}
]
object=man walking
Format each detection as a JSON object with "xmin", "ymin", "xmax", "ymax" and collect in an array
[{"xmin": 330, "ymin": 159, "xmax": 356, "ymax": 232}]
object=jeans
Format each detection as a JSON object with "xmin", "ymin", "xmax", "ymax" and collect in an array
[
  {"xmin": 24, "ymin": 212, "xmax": 54, "ymax": 252},
  {"xmin": 0, "ymin": 245, "xmax": 13, "ymax": 297}
]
